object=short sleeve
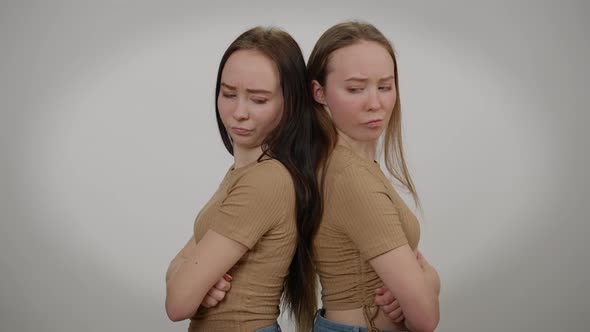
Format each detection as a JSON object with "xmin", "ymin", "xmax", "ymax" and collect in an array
[
  {"xmin": 208, "ymin": 161, "xmax": 294, "ymax": 249},
  {"xmin": 331, "ymin": 165, "xmax": 408, "ymax": 260}
]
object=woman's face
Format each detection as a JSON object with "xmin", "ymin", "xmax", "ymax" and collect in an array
[
  {"xmin": 319, "ymin": 41, "xmax": 396, "ymax": 143},
  {"xmin": 218, "ymin": 49, "xmax": 284, "ymax": 150}
]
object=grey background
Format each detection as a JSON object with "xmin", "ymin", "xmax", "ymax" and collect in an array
[{"xmin": 1, "ymin": 1, "xmax": 589, "ymax": 331}]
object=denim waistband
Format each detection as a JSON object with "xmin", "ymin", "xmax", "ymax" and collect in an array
[
  {"xmin": 255, "ymin": 322, "xmax": 281, "ymax": 332},
  {"xmin": 313, "ymin": 309, "xmax": 402, "ymax": 332}
]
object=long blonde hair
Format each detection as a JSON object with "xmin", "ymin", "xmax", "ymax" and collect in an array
[{"xmin": 307, "ymin": 21, "xmax": 420, "ymax": 208}]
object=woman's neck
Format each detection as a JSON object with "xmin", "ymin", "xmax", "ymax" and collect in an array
[
  {"xmin": 337, "ymin": 133, "xmax": 378, "ymax": 162},
  {"xmin": 232, "ymin": 145, "xmax": 264, "ymax": 169}
]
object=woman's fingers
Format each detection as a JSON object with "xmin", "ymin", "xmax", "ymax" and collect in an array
[
  {"xmin": 201, "ymin": 274, "xmax": 233, "ymax": 308},
  {"xmin": 201, "ymin": 295, "xmax": 219, "ymax": 308},
  {"xmin": 387, "ymin": 305, "xmax": 404, "ymax": 322},
  {"xmin": 382, "ymin": 299, "xmax": 400, "ymax": 314},
  {"xmin": 207, "ymin": 287, "xmax": 227, "ymax": 302},
  {"xmin": 374, "ymin": 288, "xmax": 396, "ymax": 306},
  {"xmin": 393, "ymin": 313, "xmax": 405, "ymax": 323},
  {"xmin": 214, "ymin": 277, "xmax": 232, "ymax": 292}
]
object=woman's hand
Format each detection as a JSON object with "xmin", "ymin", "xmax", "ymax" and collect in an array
[
  {"xmin": 201, "ymin": 274, "xmax": 232, "ymax": 308},
  {"xmin": 375, "ymin": 287, "xmax": 405, "ymax": 323},
  {"xmin": 168, "ymin": 258, "xmax": 232, "ymax": 308}
]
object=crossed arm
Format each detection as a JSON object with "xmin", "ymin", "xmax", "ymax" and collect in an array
[
  {"xmin": 371, "ymin": 245, "xmax": 441, "ymax": 332},
  {"xmin": 165, "ymin": 230, "xmax": 247, "ymax": 322},
  {"xmin": 167, "ymin": 237, "xmax": 440, "ymax": 331}
]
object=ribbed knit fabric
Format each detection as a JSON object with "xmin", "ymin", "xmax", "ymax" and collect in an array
[
  {"xmin": 313, "ymin": 145, "xmax": 420, "ymax": 328},
  {"xmin": 189, "ymin": 159, "xmax": 296, "ymax": 332}
]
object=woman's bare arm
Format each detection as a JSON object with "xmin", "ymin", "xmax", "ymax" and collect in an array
[
  {"xmin": 370, "ymin": 244, "xmax": 440, "ymax": 332},
  {"xmin": 165, "ymin": 231, "xmax": 246, "ymax": 321}
]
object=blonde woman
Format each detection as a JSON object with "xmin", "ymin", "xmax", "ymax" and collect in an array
[{"xmin": 308, "ymin": 21, "xmax": 441, "ymax": 332}]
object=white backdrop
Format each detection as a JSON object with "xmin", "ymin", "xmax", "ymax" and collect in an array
[{"xmin": 1, "ymin": 1, "xmax": 589, "ymax": 331}]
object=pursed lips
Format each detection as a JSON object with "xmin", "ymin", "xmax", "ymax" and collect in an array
[
  {"xmin": 363, "ymin": 119, "xmax": 383, "ymax": 128},
  {"xmin": 231, "ymin": 127, "xmax": 253, "ymax": 135}
]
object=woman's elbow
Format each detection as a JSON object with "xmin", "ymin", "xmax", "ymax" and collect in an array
[
  {"xmin": 408, "ymin": 313, "xmax": 439, "ymax": 332},
  {"xmin": 165, "ymin": 296, "xmax": 193, "ymax": 322}
]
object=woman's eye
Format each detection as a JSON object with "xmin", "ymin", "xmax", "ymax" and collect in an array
[
  {"xmin": 379, "ymin": 86, "xmax": 393, "ymax": 91},
  {"xmin": 252, "ymin": 99, "xmax": 268, "ymax": 104},
  {"xmin": 222, "ymin": 93, "xmax": 236, "ymax": 98},
  {"xmin": 348, "ymin": 87, "xmax": 364, "ymax": 93}
]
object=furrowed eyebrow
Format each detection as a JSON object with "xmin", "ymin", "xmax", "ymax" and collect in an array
[
  {"xmin": 220, "ymin": 82, "xmax": 236, "ymax": 90},
  {"xmin": 343, "ymin": 75, "xmax": 394, "ymax": 82},
  {"xmin": 246, "ymin": 89, "xmax": 272, "ymax": 95},
  {"xmin": 220, "ymin": 83, "xmax": 272, "ymax": 95},
  {"xmin": 344, "ymin": 77, "xmax": 368, "ymax": 82}
]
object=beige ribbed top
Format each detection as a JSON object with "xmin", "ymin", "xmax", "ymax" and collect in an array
[
  {"xmin": 313, "ymin": 145, "xmax": 420, "ymax": 324},
  {"xmin": 189, "ymin": 159, "xmax": 296, "ymax": 332}
]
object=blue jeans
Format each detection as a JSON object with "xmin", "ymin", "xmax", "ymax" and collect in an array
[
  {"xmin": 255, "ymin": 322, "xmax": 281, "ymax": 332},
  {"xmin": 313, "ymin": 309, "xmax": 401, "ymax": 332}
]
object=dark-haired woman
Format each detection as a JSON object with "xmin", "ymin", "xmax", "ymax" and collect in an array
[{"xmin": 165, "ymin": 26, "xmax": 331, "ymax": 332}]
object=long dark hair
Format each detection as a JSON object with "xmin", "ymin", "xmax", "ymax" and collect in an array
[
  {"xmin": 215, "ymin": 27, "xmax": 334, "ymax": 331},
  {"xmin": 307, "ymin": 21, "xmax": 420, "ymax": 208}
]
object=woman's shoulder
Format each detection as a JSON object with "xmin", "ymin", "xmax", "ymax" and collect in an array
[
  {"xmin": 326, "ymin": 146, "xmax": 381, "ymax": 186},
  {"xmin": 233, "ymin": 158, "xmax": 294, "ymax": 195},
  {"xmin": 250, "ymin": 158, "xmax": 291, "ymax": 179}
]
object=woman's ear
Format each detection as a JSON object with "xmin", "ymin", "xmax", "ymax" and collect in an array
[{"xmin": 311, "ymin": 80, "xmax": 327, "ymax": 105}]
